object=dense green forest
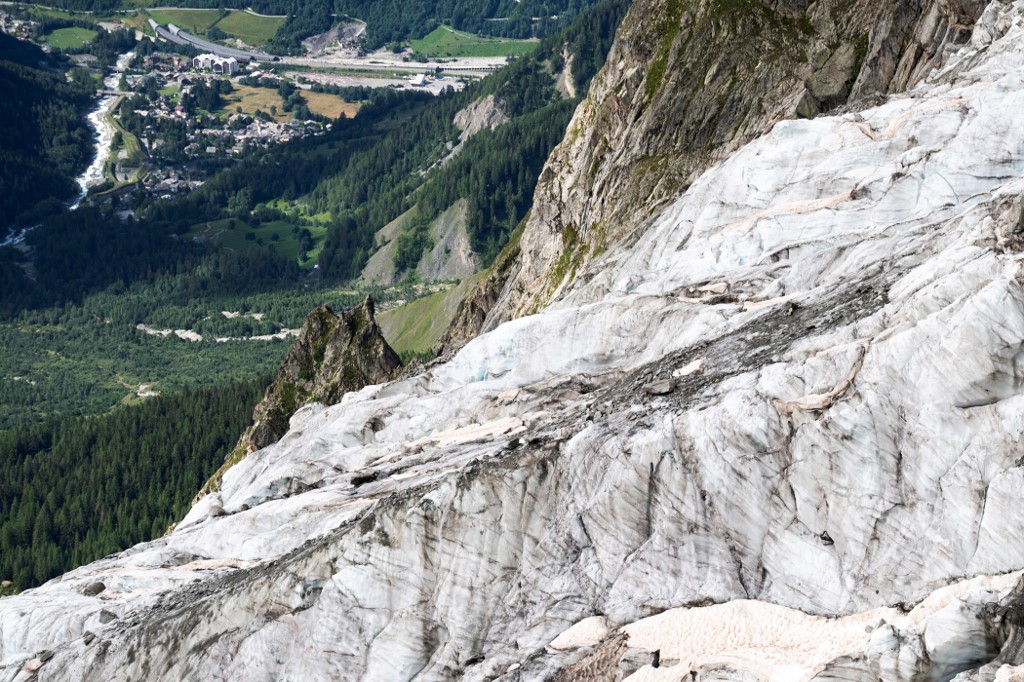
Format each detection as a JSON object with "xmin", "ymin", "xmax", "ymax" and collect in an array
[
  {"xmin": 0, "ymin": 33, "xmax": 95, "ymax": 226},
  {"xmin": 0, "ymin": 379, "xmax": 264, "ymax": 589},
  {"xmin": 0, "ymin": 204, "xmax": 281, "ymax": 315}
]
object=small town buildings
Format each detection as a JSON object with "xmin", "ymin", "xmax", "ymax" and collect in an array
[
  {"xmin": 193, "ymin": 53, "xmax": 238, "ymax": 75},
  {"xmin": 0, "ymin": 13, "xmax": 35, "ymax": 40},
  {"xmin": 142, "ymin": 53, "xmax": 182, "ymax": 72}
]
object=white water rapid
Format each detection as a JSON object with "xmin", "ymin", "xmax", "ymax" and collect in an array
[{"xmin": 69, "ymin": 49, "xmax": 134, "ymax": 210}]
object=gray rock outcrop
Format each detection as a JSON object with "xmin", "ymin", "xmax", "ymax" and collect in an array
[
  {"xmin": 195, "ymin": 297, "xmax": 402, "ymax": 499},
  {"xmin": 240, "ymin": 296, "xmax": 401, "ymax": 454},
  {"xmin": 476, "ymin": 0, "xmax": 988, "ymax": 328}
]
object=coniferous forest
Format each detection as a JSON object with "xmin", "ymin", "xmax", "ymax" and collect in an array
[
  {"xmin": 0, "ymin": 34, "xmax": 95, "ymax": 226},
  {"xmin": 0, "ymin": 380, "xmax": 264, "ymax": 590}
]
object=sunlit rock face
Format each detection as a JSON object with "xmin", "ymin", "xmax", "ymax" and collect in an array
[
  {"xmin": 6, "ymin": 1, "xmax": 1024, "ymax": 681},
  {"xmin": 237, "ymin": 296, "xmax": 403, "ymax": 456},
  {"xmin": 479, "ymin": 0, "xmax": 991, "ymax": 327}
]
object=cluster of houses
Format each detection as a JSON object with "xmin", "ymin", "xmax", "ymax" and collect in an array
[
  {"xmin": 132, "ymin": 52, "xmax": 239, "ymax": 77},
  {"xmin": 0, "ymin": 11, "xmax": 34, "ymax": 40},
  {"xmin": 147, "ymin": 169, "xmax": 202, "ymax": 198},
  {"xmin": 182, "ymin": 116, "xmax": 324, "ymax": 157},
  {"xmin": 141, "ymin": 52, "xmax": 186, "ymax": 71},
  {"xmin": 118, "ymin": 63, "xmax": 327, "ymax": 200},
  {"xmin": 127, "ymin": 73, "xmax": 326, "ymax": 141},
  {"xmin": 132, "ymin": 116, "xmax": 325, "ymax": 201}
]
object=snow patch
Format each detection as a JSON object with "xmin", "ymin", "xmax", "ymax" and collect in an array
[
  {"xmin": 549, "ymin": 615, "xmax": 610, "ymax": 650},
  {"xmin": 622, "ymin": 600, "xmax": 892, "ymax": 681}
]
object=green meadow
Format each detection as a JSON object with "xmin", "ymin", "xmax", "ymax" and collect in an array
[
  {"xmin": 186, "ymin": 218, "xmax": 328, "ymax": 269},
  {"xmin": 410, "ymin": 25, "xmax": 538, "ymax": 58},
  {"xmin": 43, "ymin": 27, "xmax": 99, "ymax": 49}
]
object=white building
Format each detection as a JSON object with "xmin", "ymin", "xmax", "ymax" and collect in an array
[{"xmin": 193, "ymin": 53, "xmax": 238, "ymax": 75}]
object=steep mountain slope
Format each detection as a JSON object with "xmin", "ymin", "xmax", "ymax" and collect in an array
[
  {"xmin": 4, "ymin": 1, "xmax": 1024, "ymax": 681},
  {"xmin": 474, "ymin": 0, "xmax": 990, "ymax": 329},
  {"xmin": 0, "ymin": 33, "xmax": 93, "ymax": 227}
]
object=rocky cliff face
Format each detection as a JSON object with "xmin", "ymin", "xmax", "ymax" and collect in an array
[
  {"xmin": 204, "ymin": 297, "xmax": 402, "ymax": 495},
  {"xmin": 479, "ymin": 0, "xmax": 989, "ymax": 327},
  {"xmin": 435, "ymin": 224, "xmax": 524, "ymax": 357},
  {"xmin": 6, "ymin": 1, "xmax": 1024, "ymax": 681},
  {"xmin": 452, "ymin": 94, "xmax": 509, "ymax": 146}
]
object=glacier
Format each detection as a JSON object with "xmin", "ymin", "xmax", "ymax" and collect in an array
[{"xmin": 5, "ymin": 1, "xmax": 1024, "ymax": 680}]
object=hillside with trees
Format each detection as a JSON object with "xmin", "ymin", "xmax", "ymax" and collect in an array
[
  {"xmin": 0, "ymin": 33, "xmax": 94, "ymax": 226},
  {"xmin": 315, "ymin": 0, "xmax": 629, "ymax": 274},
  {"xmin": 0, "ymin": 380, "xmax": 264, "ymax": 589}
]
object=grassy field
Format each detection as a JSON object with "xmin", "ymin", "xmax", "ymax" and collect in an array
[
  {"xmin": 186, "ymin": 218, "xmax": 328, "ymax": 269},
  {"xmin": 302, "ymin": 91, "xmax": 361, "ymax": 120},
  {"xmin": 288, "ymin": 65, "xmax": 416, "ymax": 79},
  {"xmin": 118, "ymin": 13, "xmax": 151, "ymax": 33},
  {"xmin": 113, "ymin": 124, "xmax": 143, "ymax": 161},
  {"xmin": 43, "ymin": 27, "xmax": 99, "ymax": 49},
  {"xmin": 23, "ymin": 7, "xmax": 80, "ymax": 21},
  {"xmin": 410, "ymin": 26, "xmax": 537, "ymax": 58},
  {"xmin": 104, "ymin": 98, "xmax": 145, "ymax": 183},
  {"xmin": 377, "ymin": 273, "xmax": 484, "ymax": 356},
  {"xmin": 140, "ymin": 9, "xmax": 282, "ymax": 46},
  {"xmin": 145, "ymin": 8, "xmax": 222, "ymax": 34},
  {"xmin": 213, "ymin": 11, "xmax": 284, "ymax": 46},
  {"xmin": 217, "ymin": 85, "xmax": 291, "ymax": 122},
  {"xmin": 109, "ymin": 102, "xmax": 143, "ymax": 161}
]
